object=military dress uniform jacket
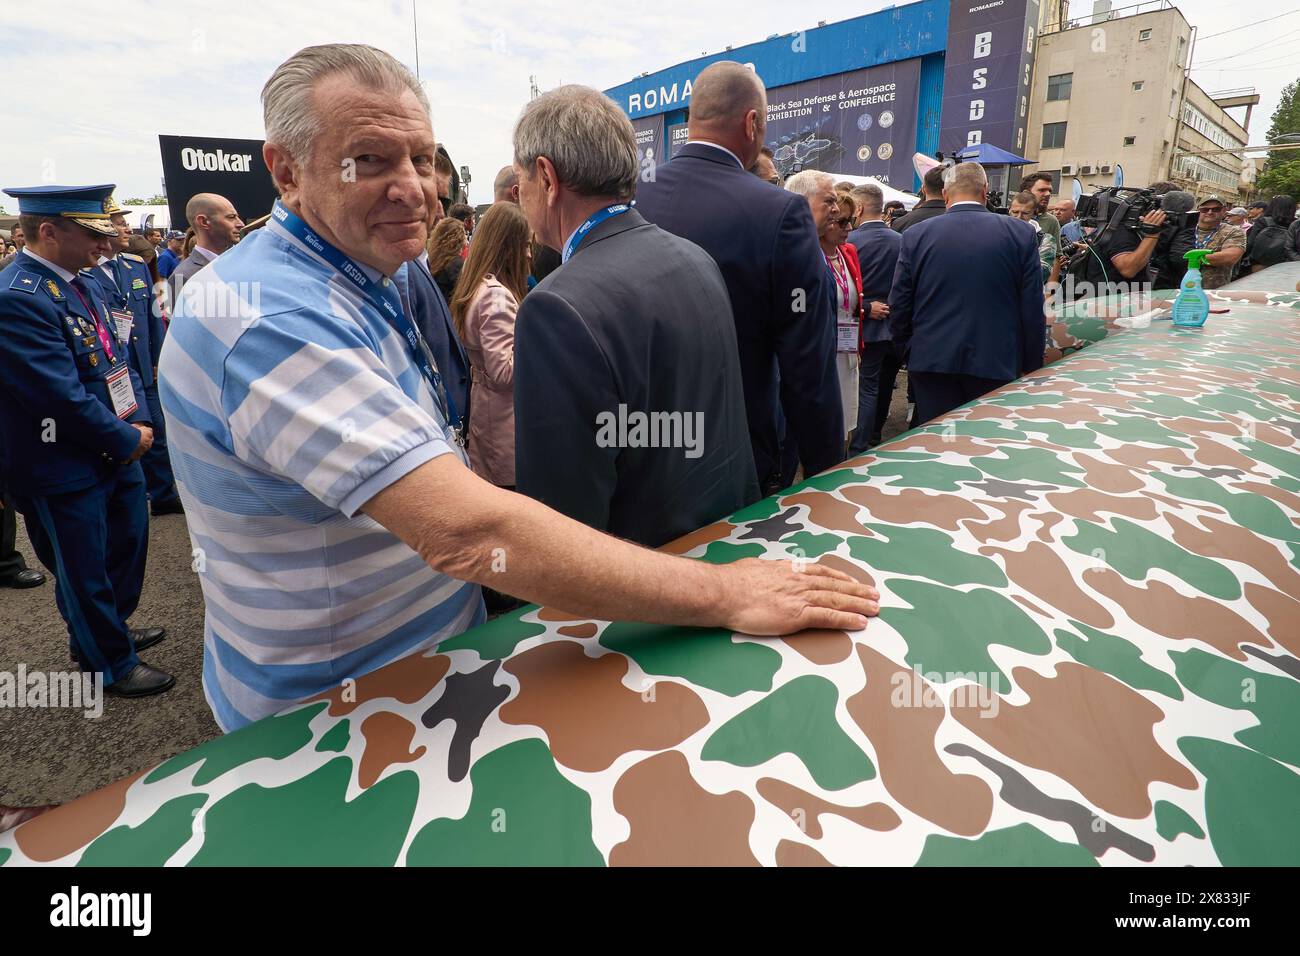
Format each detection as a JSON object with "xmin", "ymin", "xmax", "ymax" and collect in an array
[
  {"xmin": 0, "ymin": 251, "xmax": 151, "ymax": 497},
  {"xmin": 88, "ymin": 252, "xmax": 165, "ymax": 388}
]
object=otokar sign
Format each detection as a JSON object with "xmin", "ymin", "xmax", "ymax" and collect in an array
[{"xmin": 158, "ymin": 135, "xmax": 278, "ymax": 229}]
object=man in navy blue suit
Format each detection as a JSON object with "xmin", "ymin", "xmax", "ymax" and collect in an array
[
  {"xmin": 634, "ymin": 61, "xmax": 842, "ymax": 495},
  {"xmin": 888, "ymin": 162, "xmax": 1046, "ymax": 424},
  {"xmin": 847, "ymin": 183, "xmax": 901, "ymax": 454}
]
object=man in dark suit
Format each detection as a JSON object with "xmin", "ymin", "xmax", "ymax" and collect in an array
[
  {"xmin": 846, "ymin": 184, "xmax": 901, "ymax": 454},
  {"xmin": 169, "ymin": 193, "xmax": 243, "ymax": 306},
  {"xmin": 633, "ymin": 61, "xmax": 842, "ymax": 496},
  {"xmin": 888, "ymin": 162, "xmax": 1046, "ymax": 424},
  {"xmin": 891, "ymin": 166, "xmax": 947, "ymax": 234},
  {"xmin": 511, "ymin": 85, "xmax": 759, "ymax": 547}
]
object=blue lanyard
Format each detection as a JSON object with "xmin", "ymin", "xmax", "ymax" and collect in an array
[
  {"xmin": 271, "ymin": 201, "xmax": 463, "ymax": 440},
  {"xmin": 1194, "ymin": 227, "xmax": 1219, "ymax": 250},
  {"xmin": 561, "ymin": 204, "xmax": 632, "ymax": 263}
]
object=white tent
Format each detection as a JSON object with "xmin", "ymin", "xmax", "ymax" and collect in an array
[
  {"xmin": 824, "ymin": 173, "xmax": 919, "ymax": 209},
  {"xmin": 124, "ymin": 203, "xmax": 172, "ymax": 232}
]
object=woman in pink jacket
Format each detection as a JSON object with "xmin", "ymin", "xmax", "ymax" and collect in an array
[{"xmin": 449, "ymin": 202, "xmax": 532, "ymax": 488}]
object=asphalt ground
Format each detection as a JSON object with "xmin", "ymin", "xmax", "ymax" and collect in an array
[{"xmin": 0, "ymin": 377, "xmax": 912, "ymax": 808}]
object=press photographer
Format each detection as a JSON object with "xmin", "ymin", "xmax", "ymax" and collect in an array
[{"xmin": 1062, "ymin": 185, "xmax": 1168, "ymax": 301}]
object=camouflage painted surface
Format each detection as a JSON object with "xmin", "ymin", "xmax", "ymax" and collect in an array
[{"xmin": 4, "ymin": 296, "xmax": 1300, "ymax": 867}]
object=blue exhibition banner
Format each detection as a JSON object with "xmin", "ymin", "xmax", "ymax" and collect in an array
[
  {"xmin": 667, "ymin": 123, "xmax": 689, "ymax": 159},
  {"xmin": 764, "ymin": 58, "xmax": 923, "ymax": 186},
  {"xmin": 938, "ymin": 0, "xmax": 1041, "ymax": 156},
  {"xmin": 631, "ymin": 115, "xmax": 664, "ymax": 168}
]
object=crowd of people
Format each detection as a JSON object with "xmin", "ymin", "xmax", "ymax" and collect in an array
[{"xmin": 1, "ymin": 41, "xmax": 1295, "ymax": 741}]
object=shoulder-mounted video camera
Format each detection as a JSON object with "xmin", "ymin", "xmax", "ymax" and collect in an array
[{"xmin": 1075, "ymin": 186, "xmax": 1197, "ymax": 234}]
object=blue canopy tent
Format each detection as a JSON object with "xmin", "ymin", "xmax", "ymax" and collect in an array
[
  {"xmin": 956, "ymin": 144, "xmax": 1031, "ymax": 165},
  {"xmin": 956, "ymin": 144, "xmax": 1033, "ymax": 205}
]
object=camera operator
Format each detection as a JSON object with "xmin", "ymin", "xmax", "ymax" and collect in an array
[
  {"xmin": 1067, "ymin": 205, "xmax": 1166, "ymax": 300},
  {"xmin": 1148, "ymin": 190, "xmax": 1197, "ymax": 291}
]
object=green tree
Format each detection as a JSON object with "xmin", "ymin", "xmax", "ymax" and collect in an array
[
  {"xmin": 1263, "ymin": 79, "xmax": 1300, "ymax": 174},
  {"xmin": 1256, "ymin": 159, "xmax": 1300, "ymax": 199},
  {"xmin": 123, "ymin": 194, "xmax": 167, "ymax": 205}
]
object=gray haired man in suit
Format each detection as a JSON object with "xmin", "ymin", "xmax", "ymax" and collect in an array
[
  {"xmin": 168, "ymin": 192, "xmax": 244, "ymax": 307},
  {"xmin": 512, "ymin": 84, "xmax": 762, "ymax": 548}
]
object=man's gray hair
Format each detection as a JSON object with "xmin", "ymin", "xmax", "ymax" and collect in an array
[
  {"xmin": 942, "ymin": 162, "xmax": 988, "ymax": 193},
  {"xmin": 513, "ymin": 85, "xmax": 639, "ymax": 201},
  {"xmin": 785, "ymin": 169, "xmax": 835, "ymax": 199},
  {"xmin": 262, "ymin": 44, "xmax": 429, "ymax": 161}
]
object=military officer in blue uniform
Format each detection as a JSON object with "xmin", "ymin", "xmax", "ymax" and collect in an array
[
  {"xmin": 0, "ymin": 184, "xmax": 174, "ymax": 697},
  {"xmin": 87, "ymin": 196, "xmax": 182, "ymax": 515}
]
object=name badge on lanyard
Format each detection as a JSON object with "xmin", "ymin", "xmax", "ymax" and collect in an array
[
  {"xmin": 562, "ymin": 204, "xmax": 632, "ymax": 263},
  {"xmin": 110, "ymin": 309, "xmax": 134, "ymax": 343},
  {"xmin": 106, "ymin": 365, "xmax": 138, "ymax": 419},
  {"xmin": 270, "ymin": 201, "xmax": 466, "ymax": 445},
  {"xmin": 829, "ymin": 253, "xmax": 858, "ymax": 353}
]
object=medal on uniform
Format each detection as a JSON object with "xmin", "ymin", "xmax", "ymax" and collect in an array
[
  {"xmin": 131, "ymin": 278, "xmax": 147, "ymax": 290},
  {"xmin": 89, "ymin": 353, "xmax": 99, "ymax": 367}
]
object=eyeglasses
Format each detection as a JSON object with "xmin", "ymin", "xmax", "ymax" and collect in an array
[{"xmin": 832, "ymin": 217, "xmax": 853, "ymax": 228}]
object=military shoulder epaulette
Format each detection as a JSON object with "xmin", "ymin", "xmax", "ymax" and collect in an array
[
  {"xmin": 9, "ymin": 270, "xmax": 42, "ymax": 294},
  {"xmin": 121, "ymin": 252, "xmax": 145, "ymax": 262}
]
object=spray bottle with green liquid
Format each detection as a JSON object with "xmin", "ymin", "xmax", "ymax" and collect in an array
[{"xmin": 1171, "ymin": 249, "xmax": 1212, "ymax": 328}]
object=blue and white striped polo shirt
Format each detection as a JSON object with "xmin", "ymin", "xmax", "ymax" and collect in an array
[{"xmin": 157, "ymin": 216, "xmax": 484, "ymax": 732}]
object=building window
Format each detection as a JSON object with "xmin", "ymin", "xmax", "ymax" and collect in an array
[
  {"xmin": 1041, "ymin": 122, "xmax": 1068, "ymax": 149},
  {"xmin": 1132, "ymin": 81, "xmax": 1144, "ymax": 92},
  {"xmin": 1139, "ymin": 28, "xmax": 1152, "ymax": 41},
  {"xmin": 1046, "ymin": 73, "xmax": 1073, "ymax": 101},
  {"xmin": 1124, "ymin": 136, "xmax": 1136, "ymax": 146}
]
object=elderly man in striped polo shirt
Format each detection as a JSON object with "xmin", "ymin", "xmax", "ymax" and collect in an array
[{"xmin": 158, "ymin": 43, "xmax": 878, "ymax": 732}]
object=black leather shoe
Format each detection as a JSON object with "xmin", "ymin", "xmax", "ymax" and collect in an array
[
  {"xmin": 129, "ymin": 627, "xmax": 166, "ymax": 652},
  {"xmin": 0, "ymin": 568, "xmax": 45, "ymax": 589},
  {"xmin": 105, "ymin": 664, "xmax": 175, "ymax": 698},
  {"xmin": 150, "ymin": 499, "xmax": 185, "ymax": 516}
]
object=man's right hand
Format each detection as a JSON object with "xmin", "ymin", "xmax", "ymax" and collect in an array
[
  {"xmin": 128, "ymin": 425, "xmax": 154, "ymax": 462},
  {"xmin": 718, "ymin": 558, "xmax": 878, "ymax": 634},
  {"xmin": 365, "ymin": 456, "xmax": 882, "ymax": 639},
  {"xmin": 869, "ymin": 301, "xmax": 890, "ymax": 320},
  {"xmin": 1137, "ymin": 210, "xmax": 1167, "ymax": 235}
]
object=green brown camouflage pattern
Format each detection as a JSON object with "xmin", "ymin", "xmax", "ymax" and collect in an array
[{"xmin": 3, "ymin": 295, "xmax": 1300, "ymax": 867}]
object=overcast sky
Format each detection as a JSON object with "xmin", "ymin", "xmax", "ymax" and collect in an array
[{"xmin": 0, "ymin": 0, "xmax": 1294, "ymax": 210}]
